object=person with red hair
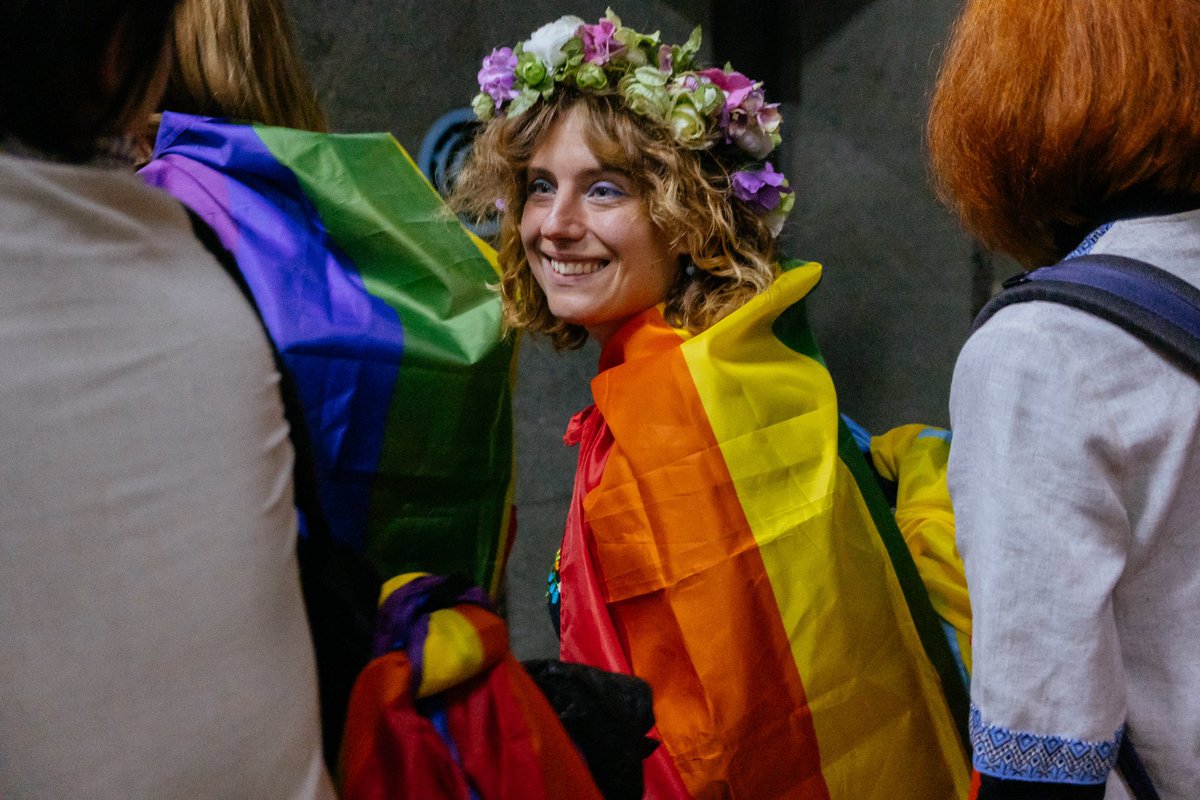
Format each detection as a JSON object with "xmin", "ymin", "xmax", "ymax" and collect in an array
[{"xmin": 929, "ymin": 2, "xmax": 1200, "ymax": 798}]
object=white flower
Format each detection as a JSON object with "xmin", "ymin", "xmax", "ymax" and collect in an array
[{"xmin": 523, "ymin": 15, "xmax": 585, "ymax": 70}]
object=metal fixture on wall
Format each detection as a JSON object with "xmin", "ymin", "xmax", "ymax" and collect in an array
[{"xmin": 417, "ymin": 107, "xmax": 498, "ymax": 238}]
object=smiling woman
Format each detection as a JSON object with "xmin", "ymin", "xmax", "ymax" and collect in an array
[
  {"xmin": 452, "ymin": 11, "xmax": 973, "ymax": 799},
  {"xmin": 456, "ymin": 61, "xmax": 781, "ymax": 350},
  {"xmin": 521, "ymin": 110, "xmax": 680, "ymax": 344}
]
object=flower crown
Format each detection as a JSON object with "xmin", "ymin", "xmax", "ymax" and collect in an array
[{"xmin": 473, "ymin": 10, "xmax": 794, "ymax": 236}]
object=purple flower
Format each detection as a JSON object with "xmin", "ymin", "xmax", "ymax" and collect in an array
[
  {"xmin": 478, "ymin": 47, "xmax": 519, "ymax": 106},
  {"xmin": 731, "ymin": 163, "xmax": 791, "ymax": 212},
  {"xmin": 696, "ymin": 68, "xmax": 781, "ymax": 157},
  {"xmin": 658, "ymin": 43, "xmax": 673, "ymax": 73},
  {"xmin": 581, "ymin": 19, "xmax": 622, "ymax": 64}
]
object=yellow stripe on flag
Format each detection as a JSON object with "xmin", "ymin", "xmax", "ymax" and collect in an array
[{"xmin": 682, "ymin": 264, "xmax": 969, "ymax": 799}]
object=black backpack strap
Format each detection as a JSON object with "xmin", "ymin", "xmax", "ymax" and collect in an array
[
  {"xmin": 973, "ymin": 251, "xmax": 1179, "ymax": 800},
  {"xmin": 1117, "ymin": 736, "xmax": 1163, "ymax": 800},
  {"xmin": 974, "ymin": 253, "xmax": 1200, "ymax": 378},
  {"xmin": 183, "ymin": 206, "xmax": 381, "ymax": 770}
]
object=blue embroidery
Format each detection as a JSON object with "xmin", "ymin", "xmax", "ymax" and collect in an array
[
  {"xmin": 1066, "ymin": 222, "xmax": 1114, "ymax": 259},
  {"xmin": 970, "ymin": 704, "xmax": 1122, "ymax": 784}
]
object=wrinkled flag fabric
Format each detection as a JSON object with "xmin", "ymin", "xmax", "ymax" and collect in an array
[
  {"xmin": 142, "ymin": 113, "xmax": 516, "ymax": 595},
  {"xmin": 560, "ymin": 262, "xmax": 972, "ymax": 798},
  {"xmin": 339, "ymin": 573, "xmax": 602, "ymax": 800}
]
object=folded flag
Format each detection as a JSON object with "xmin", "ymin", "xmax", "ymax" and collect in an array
[
  {"xmin": 869, "ymin": 423, "xmax": 972, "ymax": 677},
  {"xmin": 339, "ymin": 573, "xmax": 602, "ymax": 800}
]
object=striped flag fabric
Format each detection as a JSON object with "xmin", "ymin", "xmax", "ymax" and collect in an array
[
  {"xmin": 339, "ymin": 573, "xmax": 602, "ymax": 800},
  {"xmin": 562, "ymin": 261, "xmax": 971, "ymax": 798},
  {"xmin": 140, "ymin": 112, "xmax": 516, "ymax": 596}
]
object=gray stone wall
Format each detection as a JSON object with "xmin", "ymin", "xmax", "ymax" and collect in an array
[
  {"xmin": 286, "ymin": 0, "xmax": 987, "ymax": 660},
  {"xmin": 286, "ymin": 0, "xmax": 709, "ymax": 154},
  {"xmin": 789, "ymin": 0, "xmax": 978, "ymax": 433}
]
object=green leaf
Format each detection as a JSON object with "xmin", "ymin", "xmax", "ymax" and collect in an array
[
  {"xmin": 675, "ymin": 25, "xmax": 702, "ymax": 70},
  {"xmin": 506, "ymin": 87, "xmax": 541, "ymax": 117}
]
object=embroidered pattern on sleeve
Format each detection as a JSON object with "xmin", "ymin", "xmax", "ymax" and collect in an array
[{"xmin": 970, "ymin": 704, "xmax": 1122, "ymax": 784}]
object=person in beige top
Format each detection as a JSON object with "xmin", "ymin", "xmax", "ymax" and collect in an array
[{"xmin": 0, "ymin": 2, "xmax": 333, "ymax": 797}]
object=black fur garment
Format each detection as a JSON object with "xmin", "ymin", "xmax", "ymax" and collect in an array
[{"xmin": 522, "ymin": 659, "xmax": 660, "ymax": 800}]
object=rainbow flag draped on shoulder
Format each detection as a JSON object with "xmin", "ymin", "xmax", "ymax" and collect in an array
[
  {"xmin": 561, "ymin": 262, "xmax": 971, "ymax": 798},
  {"xmin": 141, "ymin": 112, "xmax": 515, "ymax": 596}
]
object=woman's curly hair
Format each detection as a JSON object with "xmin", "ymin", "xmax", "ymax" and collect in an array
[{"xmin": 452, "ymin": 89, "xmax": 779, "ymax": 349}]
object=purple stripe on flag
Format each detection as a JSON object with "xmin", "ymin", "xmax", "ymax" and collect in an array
[{"xmin": 141, "ymin": 114, "xmax": 403, "ymax": 553}]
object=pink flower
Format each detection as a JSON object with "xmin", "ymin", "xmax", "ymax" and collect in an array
[
  {"xmin": 697, "ymin": 68, "xmax": 755, "ymax": 110},
  {"xmin": 725, "ymin": 89, "xmax": 782, "ymax": 158},
  {"xmin": 478, "ymin": 47, "xmax": 519, "ymax": 106},
  {"xmin": 581, "ymin": 19, "xmax": 623, "ymax": 64},
  {"xmin": 658, "ymin": 43, "xmax": 673, "ymax": 73},
  {"xmin": 697, "ymin": 69, "xmax": 781, "ymax": 157}
]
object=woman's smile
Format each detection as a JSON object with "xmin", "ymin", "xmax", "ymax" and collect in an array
[
  {"xmin": 545, "ymin": 257, "xmax": 609, "ymax": 276},
  {"xmin": 520, "ymin": 108, "xmax": 680, "ymax": 345}
]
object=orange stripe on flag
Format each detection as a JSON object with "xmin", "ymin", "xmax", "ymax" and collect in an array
[{"xmin": 588, "ymin": 337, "xmax": 831, "ymax": 799}]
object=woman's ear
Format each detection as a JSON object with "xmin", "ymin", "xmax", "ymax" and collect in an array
[
  {"xmin": 666, "ymin": 228, "xmax": 693, "ymax": 277},
  {"xmin": 669, "ymin": 230, "xmax": 691, "ymax": 260}
]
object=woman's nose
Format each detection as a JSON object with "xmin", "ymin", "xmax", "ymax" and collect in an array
[{"xmin": 540, "ymin": 194, "xmax": 585, "ymax": 241}]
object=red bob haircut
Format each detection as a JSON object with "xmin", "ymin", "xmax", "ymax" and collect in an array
[{"xmin": 928, "ymin": 0, "xmax": 1200, "ymax": 266}]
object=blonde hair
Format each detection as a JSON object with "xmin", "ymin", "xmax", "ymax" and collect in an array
[
  {"xmin": 928, "ymin": 0, "xmax": 1200, "ymax": 265},
  {"xmin": 164, "ymin": 0, "xmax": 328, "ymax": 132},
  {"xmin": 453, "ymin": 90, "xmax": 778, "ymax": 350}
]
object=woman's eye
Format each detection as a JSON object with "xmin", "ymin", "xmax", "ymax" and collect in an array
[
  {"xmin": 588, "ymin": 181, "xmax": 627, "ymax": 200},
  {"xmin": 528, "ymin": 177, "xmax": 554, "ymax": 195}
]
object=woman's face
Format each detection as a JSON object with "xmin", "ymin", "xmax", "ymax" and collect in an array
[{"xmin": 520, "ymin": 108, "xmax": 680, "ymax": 346}]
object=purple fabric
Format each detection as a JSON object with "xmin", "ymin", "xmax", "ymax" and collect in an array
[
  {"xmin": 140, "ymin": 114, "xmax": 403, "ymax": 553},
  {"xmin": 372, "ymin": 574, "xmax": 492, "ymax": 695}
]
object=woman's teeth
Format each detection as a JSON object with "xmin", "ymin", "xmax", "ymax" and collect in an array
[{"xmin": 549, "ymin": 259, "xmax": 606, "ymax": 275}]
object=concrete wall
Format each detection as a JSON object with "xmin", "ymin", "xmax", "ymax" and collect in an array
[
  {"xmin": 286, "ymin": 0, "xmax": 984, "ymax": 660},
  {"xmin": 789, "ymin": 0, "xmax": 978, "ymax": 433},
  {"xmin": 287, "ymin": 0, "xmax": 709, "ymax": 155}
]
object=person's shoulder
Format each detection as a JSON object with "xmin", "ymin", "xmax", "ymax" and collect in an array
[
  {"xmin": 958, "ymin": 299, "xmax": 1108, "ymax": 384},
  {"xmin": 0, "ymin": 157, "xmax": 207, "ymax": 280}
]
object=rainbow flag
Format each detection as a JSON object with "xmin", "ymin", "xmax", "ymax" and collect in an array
[
  {"xmin": 141, "ymin": 113, "xmax": 515, "ymax": 595},
  {"xmin": 563, "ymin": 262, "xmax": 971, "ymax": 798},
  {"xmin": 339, "ymin": 573, "xmax": 602, "ymax": 800},
  {"xmin": 869, "ymin": 424, "xmax": 972, "ymax": 676}
]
